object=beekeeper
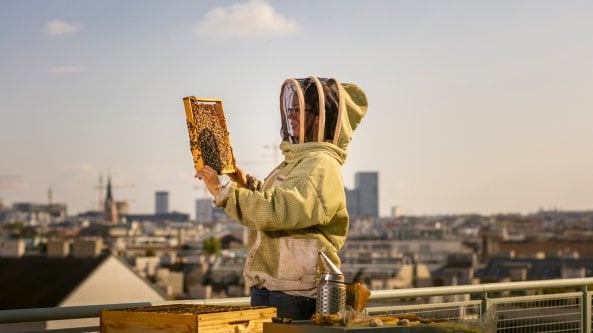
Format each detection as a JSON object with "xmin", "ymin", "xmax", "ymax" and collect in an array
[{"xmin": 196, "ymin": 76, "xmax": 368, "ymax": 320}]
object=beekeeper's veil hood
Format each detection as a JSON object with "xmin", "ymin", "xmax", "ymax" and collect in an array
[{"xmin": 280, "ymin": 76, "xmax": 368, "ymax": 151}]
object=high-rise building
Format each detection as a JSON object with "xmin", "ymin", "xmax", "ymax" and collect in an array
[
  {"xmin": 195, "ymin": 198, "xmax": 230, "ymax": 223},
  {"xmin": 356, "ymin": 172, "xmax": 379, "ymax": 217},
  {"xmin": 345, "ymin": 188, "xmax": 359, "ymax": 217},
  {"xmin": 195, "ymin": 198, "xmax": 213, "ymax": 223},
  {"xmin": 346, "ymin": 171, "xmax": 379, "ymax": 218},
  {"xmin": 155, "ymin": 191, "xmax": 169, "ymax": 214}
]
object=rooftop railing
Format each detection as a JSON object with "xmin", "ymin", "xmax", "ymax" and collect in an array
[{"xmin": 1, "ymin": 277, "xmax": 592, "ymax": 332}]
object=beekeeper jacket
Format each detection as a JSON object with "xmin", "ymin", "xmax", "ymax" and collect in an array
[{"xmin": 214, "ymin": 77, "xmax": 368, "ymax": 297}]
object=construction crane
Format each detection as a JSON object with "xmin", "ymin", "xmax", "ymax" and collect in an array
[
  {"xmin": 194, "ymin": 184, "xmax": 209, "ymax": 199},
  {"xmin": 239, "ymin": 144, "xmax": 281, "ymax": 167},
  {"xmin": 263, "ymin": 144, "xmax": 280, "ymax": 165},
  {"xmin": 93, "ymin": 174, "xmax": 135, "ymax": 210}
]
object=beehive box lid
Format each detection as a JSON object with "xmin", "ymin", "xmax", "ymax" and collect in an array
[{"xmin": 101, "ymin": 304, "xmax": 277, "ymax": 333}]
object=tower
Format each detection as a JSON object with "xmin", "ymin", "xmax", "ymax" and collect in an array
[
  {"xmin": 355, "ymin": 172, "xmax": 379, "ymax": 217},
  {"xmin": 195, "ymin": 198, "xmax": 214, "ymax": 223},
  {"xmin": 155, "ymin": 191, "xmax": 169, "ymax": 215},
  {"xmin": 345, "ymin": 187, "xmax": 359, "ymax": 217},
  {"xmin": 103, "ymin": 176, "xmax": 118, "ymax": 223},
  {"xmin": 346, "ymin": 172, "xmax": 379, "ymax": 218}
]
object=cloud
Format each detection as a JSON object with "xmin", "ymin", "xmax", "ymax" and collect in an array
[
  {"xmin": 48, "ymin": 163, "xmax": 100, "ymax": 211},
  {"xmin": 195, "ymin": 0, "xmax": 299, "ymax": 39},
  {"xmin": 50, "ymin": 163, "xmax": 98, "ymax": 188},
  {"xmin": 142, "ymin": 167, "xmax": 170, "ymax": 184},
  {"xmin": 66, "ymin": 163, "xmax": 97, "ymax": 174},
  {"xmin": 0, "ymin": 175, "xmax": 23, "ymax": 190},
  {"xmin": 48, "ymin": 66, "xmax": 87, "ymax": 74},
  {"xmin": 42, "ymin": 19, "xmax": 80, "ymax": 36}
]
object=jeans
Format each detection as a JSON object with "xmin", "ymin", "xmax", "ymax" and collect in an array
[{"xmin": 250, "ymin": 287, "xmax": 316, "ymax": 320}]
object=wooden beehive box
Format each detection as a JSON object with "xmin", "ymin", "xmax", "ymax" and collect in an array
[
  {"xmin": 101, "ymin": 304, "xmax": 276, "ymax": 333},
  {"xmin": 183, "ymin": 96, "xmax": 236, "ymax": 175}
]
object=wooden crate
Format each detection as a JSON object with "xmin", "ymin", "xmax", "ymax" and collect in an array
[{"xmin": 101, "ymin": 304, "xmax": 277, "ymax": 333}]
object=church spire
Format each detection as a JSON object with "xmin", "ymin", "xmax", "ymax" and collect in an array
[
  {"xmin": 103, "ymin": 175, "xmax": 118, "ymax": 223},
  {"xmin": 106, "ymin": 177, "xmax": 113, "ymax": 201}
]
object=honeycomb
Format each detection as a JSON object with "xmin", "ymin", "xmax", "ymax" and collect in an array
[{"xmin": 183, "ymin": 97, "xmax": 236, "ymax": 175}]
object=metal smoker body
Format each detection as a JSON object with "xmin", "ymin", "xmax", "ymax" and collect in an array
[{"xmin": 316, "ymin": 251, "xmax": 346, "ymax": 314}]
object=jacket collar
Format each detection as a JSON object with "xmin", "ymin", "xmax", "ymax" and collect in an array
[{"xmin": 280, "ymin": 141, "xmax": 346, "ymax": 165}]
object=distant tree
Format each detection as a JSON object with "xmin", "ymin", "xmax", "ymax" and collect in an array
[
  {"xmin": 6, "ymin": 221, "xmax": 24, "ymax": 234},
  {"xmin": 5, "ymin": 222, "xmax": 37, "ymax": 237},
  {"xmin": 203, "ymin": 237, "xmax": 221, "ymax": 255},
  {"xmin": 20, "ymin": 226, "xmax": 38, "ymax": 238},
  {"xmin": 38, "ymin": 242, "xmax": 47, "ymax": 254}
]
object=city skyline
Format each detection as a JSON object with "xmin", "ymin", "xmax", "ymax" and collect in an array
[{"xmin": 1, "ymin": 1, "xmax": 593, "ymax": 218}]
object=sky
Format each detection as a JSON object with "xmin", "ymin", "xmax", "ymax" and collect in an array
[{"xmin": 1, "ymin": 0, "xmax": 592, "ymax": 218}]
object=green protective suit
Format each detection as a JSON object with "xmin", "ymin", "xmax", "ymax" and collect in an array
[{"xmin": 215, "ymin": 77, "xmax": 368, "ymax": 297}]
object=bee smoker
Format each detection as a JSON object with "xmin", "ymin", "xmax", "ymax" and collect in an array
[{"xmin": 316, "ymin": 250, "xmax": 346, "ymax": 314}]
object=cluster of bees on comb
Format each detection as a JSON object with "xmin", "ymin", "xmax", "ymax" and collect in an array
[{"xmin": 186, "ymin": 101, "xmax": 233, "ymax": 174}]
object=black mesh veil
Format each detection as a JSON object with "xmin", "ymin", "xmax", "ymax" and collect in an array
[{"xmin": 280, "ymin": 77, "xmax": 340, "ymax": 144}]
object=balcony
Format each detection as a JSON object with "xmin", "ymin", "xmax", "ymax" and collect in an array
[{"xmin": 1, "ymin": 277, "xmax": 592, "ymax": 332}]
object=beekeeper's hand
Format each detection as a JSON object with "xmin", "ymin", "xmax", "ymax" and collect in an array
[
  {"xmin": 228, "ymin": 165, "xmax": 247, "ymax": 188},
  {"xmin": 195, "ymin": 165, "xmax": 221, "ymax": 196}
]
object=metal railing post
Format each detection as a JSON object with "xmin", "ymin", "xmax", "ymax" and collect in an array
[
  {"xmin": 480, "ymin": 292, "xmax": 492, "ymax": 322},
  {"xmin": 583, "ymin": 286, "xmax": 592, "ymax": 333},
  {"xmin": 481, "ymin": 291, "xmax": 490, "ymax": 319}
]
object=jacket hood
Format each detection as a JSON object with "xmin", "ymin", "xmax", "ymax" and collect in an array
[{"xmin": 279, "ymin": 76, "xmax": 368, "ymax": 151}]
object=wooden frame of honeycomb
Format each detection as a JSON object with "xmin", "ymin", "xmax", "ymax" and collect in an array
[{"xmin": 183, "ymin": 96, "xmax": 236, "ymax": 175}]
